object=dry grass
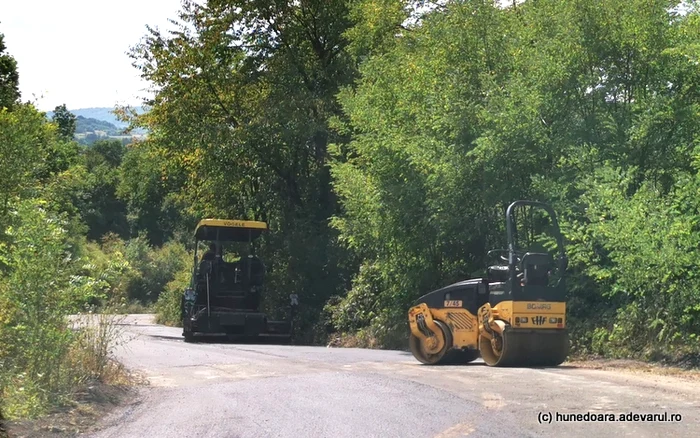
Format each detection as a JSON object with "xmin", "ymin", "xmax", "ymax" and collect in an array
[
  {"xmin": 3, "ymin": 312, "xmax": 148, "ymax": 437},
  {"xmin": 67, "ymin": 313, "xmax": 129, "ymax": 382},
  {"xmin": 4, "ymin": 378, "xmax": 142, "ymax": 438},
  {"xmin": 567, "ymin": 356, "xmax": 700, "ymax": 381},
  {"xmin": 3, "ymin": 338, "xmax": 147, "ymax": 438},
  {"xmin": 325, "ymin": 327, "xmax": 408, "ymax": 350},
  {"xmin": 326, "ymin": 332, "xmax": 383, "ymax": 349},
  {"xmin": 111, "ymin": 301, "xmax": 155, "ymax": 315}
]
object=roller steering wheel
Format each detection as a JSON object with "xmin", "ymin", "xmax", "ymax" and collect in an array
[
  {"xmin": 488, "ymin": 249, "xmax": 525, "ymax": 265},
  {"xmin": 504, "ymin": 251, "xmax": 526, "ymax": 264}
]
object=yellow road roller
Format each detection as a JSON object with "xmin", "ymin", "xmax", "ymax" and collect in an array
[{"xmin": 408, "ymin": 200, "xmax": 569, "ymax": 366}]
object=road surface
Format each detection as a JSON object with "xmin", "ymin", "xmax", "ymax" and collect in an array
[{"xmin": 87, "ymin": 315, "xmax": 699, "ymax": 438}]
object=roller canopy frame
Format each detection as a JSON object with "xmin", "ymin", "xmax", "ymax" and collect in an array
[{"xmin": 505, "ymin": 200, "xmax": 568, "ymax": 289}]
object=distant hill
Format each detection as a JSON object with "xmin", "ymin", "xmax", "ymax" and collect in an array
[
  {"xmin": 75, "ymin": 116, "xmax": 121, "ymax": 135},
  {"xmin": 45, "ymin": 106, "xmax": 148, "ymax": 135}
]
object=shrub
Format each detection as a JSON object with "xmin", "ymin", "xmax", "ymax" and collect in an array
[
  {"xmin": 123, "ymin": 236, "xmax": 190, "ymax": 304},
  {"xmin": 0, "ymin": 199, "xmax": 126, "ymax": 419},
  {"xmin": 154, "ymin": 268, "xmax": 191, "ymax": 326}
]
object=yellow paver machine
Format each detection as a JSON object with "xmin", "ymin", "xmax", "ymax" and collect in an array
[
  {"xmin": 408, "ymin": 201, "xmax": 570, "ymax": 366},
  {"xmin": 181, "ymin": 219, "xmax": 298, "ymax": 343}
]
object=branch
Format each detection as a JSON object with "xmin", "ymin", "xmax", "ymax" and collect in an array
[{"xmin": 203, "ymin": 77, "xmax": 304, "ymax": 207}]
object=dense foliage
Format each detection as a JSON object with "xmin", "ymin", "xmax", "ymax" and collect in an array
[
  {"xmin": 0, "ymin": 101, "xmax": 131, "ymax": 418},
  {"xmin": 124, "ymin": 0, "xmax": 700, "ymax": 361},
  {"xmin": 328, "ymin": 0, "xmax": 700, "ymax": 360},
  {"xmin": 0, "ymin": 45, "xmax": 183, "ymax": 418}
]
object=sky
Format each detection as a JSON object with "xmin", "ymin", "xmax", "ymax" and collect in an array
[{"xmin": 0, "ymin": 0, "xmax": 184, "ymax": 111}]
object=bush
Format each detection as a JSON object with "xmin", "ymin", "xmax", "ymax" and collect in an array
[
  {"xmin": 562, "ymin": 172, "xmax": 700, "ymax": 361},
  {"xmin": 322, "ymin": 261, "xmax": 408, "ymax": 349},
  {"xmin": 0, "ymin": 199, "xmax": 126, "ymax": 419},
  {"xmin": 154, "ymin": 268, "xmax": 191, "ymax": 326},
  {"xmin": 123, "ymin": 236, "xmax": 190, "ymax": 304},
  {"xmin": 324, "ymin": 261, "xmax": 382, "ymax": 334}
]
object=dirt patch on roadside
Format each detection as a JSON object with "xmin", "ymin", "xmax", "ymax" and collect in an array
[
  {"xmin": 566, "ymin": 357, "xmax": 700, "ymax": 381},
  {"xmin": 1, "ymin": 411, "xmax": 9, "ymax": 438},
  {"xmin": 3, "ymin": 368, "xmax": 148, "ymax": 438}
]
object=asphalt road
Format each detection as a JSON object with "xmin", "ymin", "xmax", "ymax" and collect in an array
[{"xmin": 87, "ymin": 315, "xmax": 699, "ymax": 438}]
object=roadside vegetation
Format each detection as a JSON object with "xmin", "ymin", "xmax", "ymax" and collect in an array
[
  {"xmin": 2, "ymin": 0, "xmax": 699, "ymax": 426},
  {"xmin": 124, "ymin": 0, "xmax": 700, "ymax": 365},
  {"xmin": 0, "ymin": 34, "xmax": 189, "ymax": 422}
]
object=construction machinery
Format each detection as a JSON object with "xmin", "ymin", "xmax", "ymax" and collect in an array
[
  {"xmin": 407, "ymin": 200, "xmax": 569, "ymax": 366},
  {"xmin": 181, "ymin": 219, "xmax": 298, "ymax": 343}
]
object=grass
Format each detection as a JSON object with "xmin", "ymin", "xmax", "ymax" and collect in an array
[
  {"xmin": 1, "ymin": 311, "xmax": 141, "ymax": 431},
  {"xmin": 110, "ymin": 300, "xmax": 155, "ymax": 315},
  {"xmin": 325, "ymin": 325, "xmax": 408, "ymax": 350},
  {"xmin": 3, "ymin": 377, "xmax": 143, "ymax": 438}
]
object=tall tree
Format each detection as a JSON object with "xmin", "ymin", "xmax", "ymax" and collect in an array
[
  {"xmin": 51, "ymin": 104, "xmax": 76, "ymax": 140},
  {"xmin": 0, "ymin": 105, "xmax": 52, "ymax": 216},
  {"xmin": 125, "ymin": 0, "xmax": 358, "ymax": 332},
  {"xmin": 79, "ymin": 139, "xmax": 130, "ymax": 240},
  {"xmin": 0, "ymin": 32, "xmax": 20, "ymax": 109}
]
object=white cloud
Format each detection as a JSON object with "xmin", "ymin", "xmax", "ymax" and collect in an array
[{"xmin": 0, "ymin": 0, "xmax": 184, "ymax": 111}]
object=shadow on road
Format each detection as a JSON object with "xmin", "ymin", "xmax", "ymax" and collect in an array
[
  {"xmin": 411, "ymin": 361, "xmax": 579, "ymax": 369},
  {"xmin": 147, "ymin": 334, "xmax": 189, "ymax": 341},
  {"xmin": 541, "ymin": 364, "xmax": 579, "ymax": 370},
  {"xmin": 158, "ymin": 333, "xmax": 297, "ymax": 346},
  {"xmin": 413, "ymin": 361, "xmax": 484, "ymax": 367}
]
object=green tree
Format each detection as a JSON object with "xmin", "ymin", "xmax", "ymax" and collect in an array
[
  {"xmin": 329, "ymin": 0, "xmax": 513, "ymax": 338},
  {"xmin": 0, "ymin": 32, "xmax": 19, "ymax": 109},
  {"xmin": 0, "ymin": 105, "xmax": 53, "ymax": 218},
  {"xmin": 51, "ymin": 104, "xmax": 76, "ymax": 140},
  {"xmin": 82, "ymin": 139, "xmax": 129, "ymax": 240},
  {"xmin": 117, "ymin": 141, "xmax": 184, "ymax": 245},
  {"xmin": 126, "ymin": 0, "xmax": 359, "ymax": 334}
]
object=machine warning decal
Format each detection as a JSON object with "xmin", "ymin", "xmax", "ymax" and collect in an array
[
  {"xmin": 532, "ymin": 316, "xmax": 546, "ymax": 325},
  {"xmin": 447, "ymin": 312, "xmax": 474, "ymax": 330},
  {"xmin": 444, "ymin": 300, "xmax": 463, "ymax": 308}
]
